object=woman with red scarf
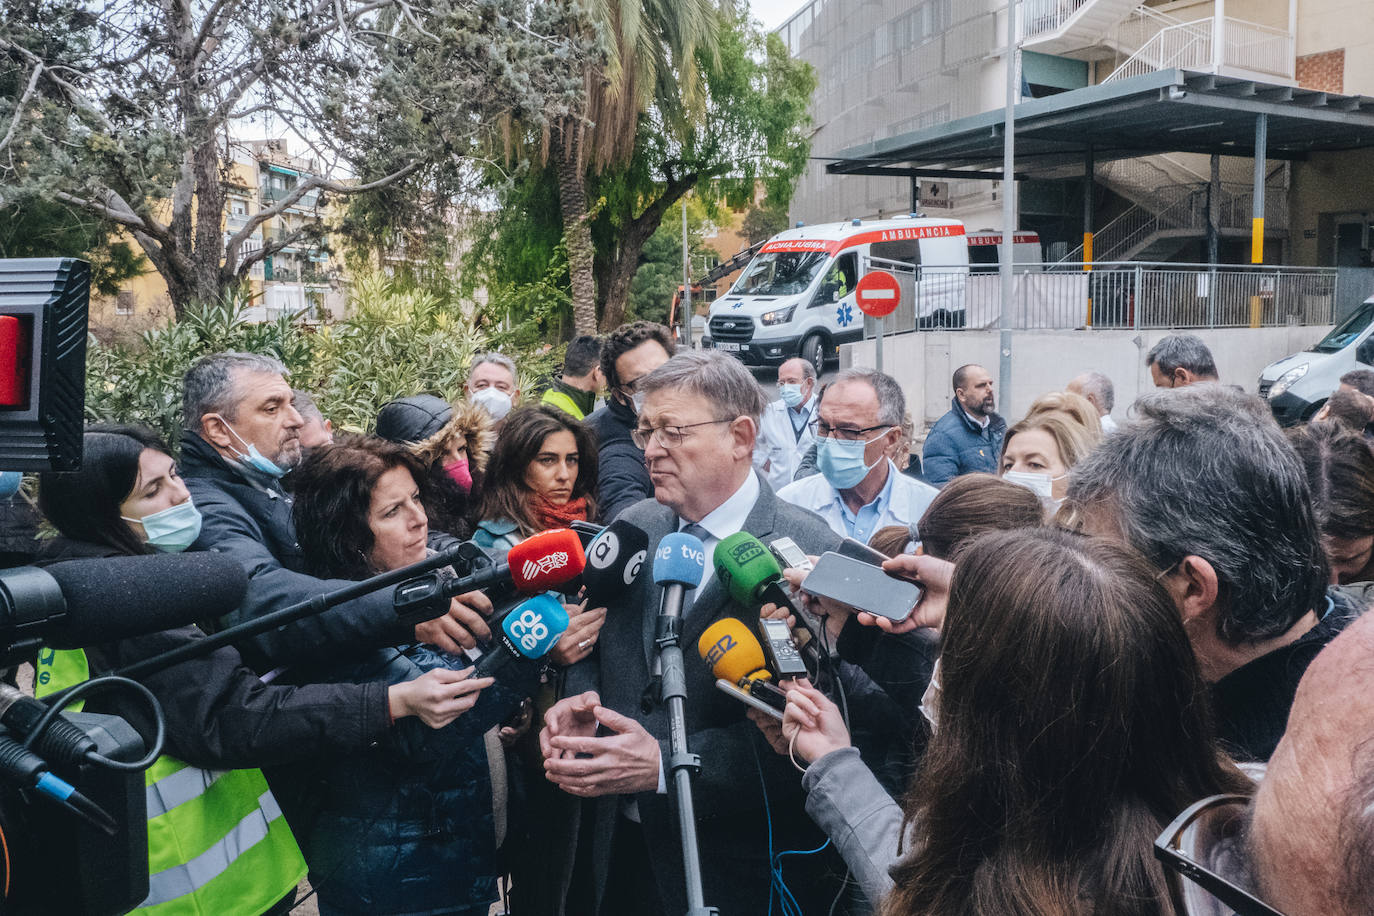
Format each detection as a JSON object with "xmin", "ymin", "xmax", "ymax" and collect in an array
[
  {"xmin": 473, "ymin": 404, "xmax": 599, "ymax": 550},
  {"xmin": 473, "ymin": 405, "xmax": 605, "ymax": 913}
]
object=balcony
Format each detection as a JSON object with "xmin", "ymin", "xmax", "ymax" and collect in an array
[
  {"xmin": 1105, "ymin": 17, "xmax": 1295, "ymax": 85},
  {"xmin": 259, "ymin": 186, "xmax": 321, "ymax": 210}
]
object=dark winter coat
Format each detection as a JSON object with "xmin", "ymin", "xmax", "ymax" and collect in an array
[
  {"xmin": 179, "ymin": 431, "xmax": 413, "ymax": 669},
  {"xmin": 585, "ymin": 396, "xmax": 650, "ymax": 522},
  {"xmin": 920, "ymin": 397, "xmax": 1007, "ymax": 485}
]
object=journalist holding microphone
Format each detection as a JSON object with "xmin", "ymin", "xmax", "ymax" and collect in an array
[
  {"xmin": 178, "ymin": 352, "xmax": 493, "ymax": 666},
  {"xmin": 32, "ymin": 427, "xmax": 487, "ymax": 916},
  {"xmin": 540, "ymin": 350, "xmax": 848, "ymax": 916},
  {"xmin": 771, "ymin": 528, "xmax": 1251, "ymax": 915}
]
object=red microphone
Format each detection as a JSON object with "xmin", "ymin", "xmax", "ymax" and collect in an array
[
  {"xmin": 508, "ymin": 528, "xmax": 587, "ymax": 592},
  {"xmin": 393, "ymin": 528, "xmax": 587, "ymax": 627}
]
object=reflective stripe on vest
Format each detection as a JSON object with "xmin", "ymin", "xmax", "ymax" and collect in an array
[{"xmin": 39, "ymin": 648, "xmax": 307, "ymax": 916}]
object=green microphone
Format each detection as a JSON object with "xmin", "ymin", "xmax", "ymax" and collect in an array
[{"xmin": 713, "ymin": 532, "xmax": 825, "ymax": 662}]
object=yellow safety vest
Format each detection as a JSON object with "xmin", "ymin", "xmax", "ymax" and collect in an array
[
  {"xmin": 36, "ymin": 648, "xmax": 307, "ymax": 916},
  {"xmin": 540, "ymin": 388, "xmax": 587, "ymax": 420}
]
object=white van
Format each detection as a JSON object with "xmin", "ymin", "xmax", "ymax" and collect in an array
[
  {"xmin": 1259, "ymin": 292, "xmax": 1374, "ymax": 424},
  {"xmin": 704, "ymin": 216, "xmax": 970, "ymax": 372}
]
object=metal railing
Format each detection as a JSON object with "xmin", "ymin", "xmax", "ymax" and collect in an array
[
  {"xmin": 1105, "ymin": 16, "xmax": 1294, "ymax": 82},
  {"xmin": 862, "ymin": 263, "xmax": 1336, "ymax": 335}
]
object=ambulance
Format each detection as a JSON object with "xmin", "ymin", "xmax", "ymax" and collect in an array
[{"xmin": 703, "ymin": 216, "xmax": 979, "ymax": 372}]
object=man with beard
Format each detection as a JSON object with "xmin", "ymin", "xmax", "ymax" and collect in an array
[
  {"xmin": 921, "ymin": 363, "xmax": 1006, "ymax": 485},
  {"xmin": 180, "ymin": 352, "xmax": 490, "ymax": 669}
]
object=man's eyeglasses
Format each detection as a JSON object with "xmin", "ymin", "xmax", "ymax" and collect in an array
[
  {"xmin": 1154, "ymin": 794, "xmax": 1285, "ymax": 916},
  {"xmin": 809, "ymin": 420, "xmax": 890, "ymax": 442},
  {"xmin": 616, "ymin": 374, "xmax": 648, "ymax": 397},
  {"xmin": 631, "ymin": 419, "xmax": 733, "ymax": 450}
]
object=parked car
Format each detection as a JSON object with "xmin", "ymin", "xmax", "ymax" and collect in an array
[{"xmin": 1259, "ymin": 293, "xmax": 1374, "ymax": 424}]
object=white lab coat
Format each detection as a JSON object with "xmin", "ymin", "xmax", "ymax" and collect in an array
[{"xmin": 753, "ymin": 395, "xmax": 818, "ymax": 491}]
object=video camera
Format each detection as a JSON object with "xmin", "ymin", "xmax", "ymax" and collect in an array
[{"xmin": 0, "ymin": 257, "xmax": 153, "ymax": 914}]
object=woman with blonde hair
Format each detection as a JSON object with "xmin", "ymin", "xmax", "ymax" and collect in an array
[
  {"xmin": 1025, "ymin": 389, "xmax": 1102, "ymax": 435},
  {"xmin": 999, "ymin": 408, "xmax": 1101, "ymax": 512}
]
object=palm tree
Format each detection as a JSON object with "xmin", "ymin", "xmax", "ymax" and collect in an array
[{"xmin": 546, "ymin": 0, "xmax": 720, "ymax": 334}]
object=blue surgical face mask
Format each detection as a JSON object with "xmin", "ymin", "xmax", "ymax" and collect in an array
[
  {"xmin": 815, "ymin": 431, "xmax": 887, "ymax": 490},
  {"xmin": 214, "ymin": 415, "xmax": 288, "ymax": 478},
  {"xmin": 779, "ymin": 383, "xmax": 805, "ymax": 409},
  {"xmin": 124, "ymin": 499, "xmax": 203, "ymax": 553}
]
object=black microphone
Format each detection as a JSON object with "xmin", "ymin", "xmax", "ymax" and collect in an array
[
  {"xmin": 580, "ymin": 519, "xmax": 649, "ymax": 607},
  {"xmin": 392, "ymin": 528, "xmax": 587, "ymax": 629},
  {"xmin": 0, "ymin": 553, "xmax": 249, "ymax": 659}
]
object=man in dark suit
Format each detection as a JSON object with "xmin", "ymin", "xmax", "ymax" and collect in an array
[{"xmin": 540, "ymin": 350, "xmax": 847, "ymax": 915}]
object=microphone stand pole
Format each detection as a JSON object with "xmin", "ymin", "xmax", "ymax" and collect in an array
[
  {"xmin": 654, "ymin": 582, "xmax": 718, "ymax": 916},
  {"xmin": 103, "ymin": 540, "xmax": 494, "ymax": 685}
]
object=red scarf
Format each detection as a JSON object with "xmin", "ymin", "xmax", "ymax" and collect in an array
[{"xmin": 533, "ymin": 494, "xmax": 588, "ymax": 531}]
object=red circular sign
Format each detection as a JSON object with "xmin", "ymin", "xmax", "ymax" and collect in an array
[{"xmin": 854, "ymin": 271, "xmax": 901, "ymax": 318}]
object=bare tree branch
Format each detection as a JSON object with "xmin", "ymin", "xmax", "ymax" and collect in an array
[{"xmin": 0, "ymin": 62, "xmax": 42, "ymax": 157}]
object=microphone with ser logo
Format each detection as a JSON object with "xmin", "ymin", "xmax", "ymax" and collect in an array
[{"xmin": 697, "ymin": 617, "xmax": 791, "ymax": 720}]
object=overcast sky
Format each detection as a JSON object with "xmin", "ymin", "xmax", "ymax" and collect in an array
[{"xmin": 747, "ymin": 0, "xmax": 807, "ymax": 31}]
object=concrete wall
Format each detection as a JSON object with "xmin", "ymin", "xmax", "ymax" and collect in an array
[{"xmin": 841, "ymin": 324, "xmax": 1331, "ymax": 432}]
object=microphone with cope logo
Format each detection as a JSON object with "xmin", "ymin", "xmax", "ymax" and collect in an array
[
  {"xmin": 393, "ymin": 528, "xmax": 586, "ymax": 628},
  {"xmin": 470, "ymin": 593, "xmax": 570, "ymax": 678},
  {"xmin": 713, "ymin": 531, "xmax": 825, "ymax": 661}
]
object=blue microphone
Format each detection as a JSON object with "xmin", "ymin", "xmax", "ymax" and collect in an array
[
  {"xmin": 654, "ymin": 531, "xmax": 706, "ymax": 622},
  {"xmin": 471, "ymin": 593, "xmax": 570, "ymax": 678}
]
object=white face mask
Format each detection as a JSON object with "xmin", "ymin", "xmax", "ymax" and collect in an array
[
  {"xmin": 920, "ymin": 657, "xmax": 942, "ymax": 733},
  {"xmin": 471, "ymin": 387, "xmax": 513, "ymax": 420},
  {"xmin": 1003, "ymin": 469, "xmax": 1066, "ymax": 513}
]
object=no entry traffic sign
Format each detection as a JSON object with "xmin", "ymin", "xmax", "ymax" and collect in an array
[{"xmin": 854, "ymin": 271, "xmax": 901, "ymax": 318}]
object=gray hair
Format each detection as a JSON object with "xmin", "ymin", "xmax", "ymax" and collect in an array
[
  {"xmin": 1075, "ymin": 371, "xmax": 1115, "ymax": 412},
  {"xmin": 469, "ymin": 352, "xmax": 517, "ymax": 382},
  {"xmin": 781, "ymin": 357, "xmax": 817, "ymax": 383},
  {"xmin": 1147, "ymin": 334, "xmax": 1218, "ymax": 379},
  {"xmin": 292, "ymin": 389, "xmax": 325, "ymax": 423},
  {"xmin": 1064, "ymin": 384, "xmax": 1327, "ymax": 644},
  {"xmin": 832, "ymin": 367, "xmax": 905, "ymax": 427},
  {"xmin": 182, "ymin": 352, "xmax": 289, "ymax": 432},
  {"xmin": 636, "ymin": 350, "xmax": 767, "ymax": 426}
]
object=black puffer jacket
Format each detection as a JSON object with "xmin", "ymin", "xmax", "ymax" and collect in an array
[
  {"xmin": 179, "ymin": 432, "xmax": 413, "ymax": 669},
  {"xmin": 33, "ymin": 537, "xmax": 392, "ymax": 769},
  {"xmin": 283, "ymin": 644, "xmax": 533, "ymax": 915}
]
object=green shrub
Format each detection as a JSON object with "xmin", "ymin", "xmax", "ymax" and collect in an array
[{"xmin": 85, "ymin": 271, "xmax": 565, "ymax": 445}]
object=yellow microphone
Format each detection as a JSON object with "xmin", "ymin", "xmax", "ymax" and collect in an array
[{"xmin": 698, "ymin": 618, "xmax": 788, "ymax": 716}]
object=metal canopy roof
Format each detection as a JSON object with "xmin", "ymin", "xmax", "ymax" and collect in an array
[{"xmin": 826, "ymin": 69, "xmax": 1374, "ymax": 180}]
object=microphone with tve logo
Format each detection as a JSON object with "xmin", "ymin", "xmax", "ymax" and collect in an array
[
  {"xmin": 470, "ymin": 594, "xmax": 570, "ymax": 679},
  {"xmin": 393, "ymin": 528, "xmax": 586, "ymax": 628}
]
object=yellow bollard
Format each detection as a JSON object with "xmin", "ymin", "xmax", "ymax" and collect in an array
[
  {"xmin": 1251, "ymin": 217, "xmax": 1264, "ymax": 264},
  {"xmin": 1083, "ymin": 232, "xmax": 1094, "ymax": 327},
  {"xmin": 1249, "ymin": 295, "xmax": 1263, "ymax": 328}
]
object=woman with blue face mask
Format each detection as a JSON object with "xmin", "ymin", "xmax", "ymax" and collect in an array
[{"xmin": 33, "ymin": 425, "xmax": 491, "ymax": 916}]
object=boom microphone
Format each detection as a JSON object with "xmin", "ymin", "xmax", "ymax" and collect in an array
[
  {"xmin": 581, "ymin": 520, "xmax": 649, "ymax": 607},
  {"xmin": 470, "ymin": 594, "xmax": 570, "ymax": 679},
  {"xmin": 0, "ymin": 553, "xmax": 249, "ymax": 660},
  {"xmin": 697, "ymin": 618, "xmax": 789, "ymax": 714},
  {"xmin": 393, "ymin": 528, "xmax": 586, "ymax": 628}
]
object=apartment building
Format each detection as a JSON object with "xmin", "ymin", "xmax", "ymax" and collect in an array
[
  {"xmin": 91, "ymin": 137, "xmax": 345, "ymax": 335},
  {"xmin": 777, "ymin": 0, "xmax": 1374, "ymax": 268}
]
